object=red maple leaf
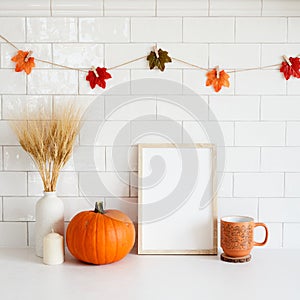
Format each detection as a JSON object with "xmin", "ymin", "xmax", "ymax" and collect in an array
[
  {"xmin": 11, "ymin": 50, "xmax": 35, "ymax": 75},
  {"xmin": 206, "ymin": 68, "xmax": 230, "ymax": 92},
  {"xmin": 86, "ymin": 67, "xmax": 112, "ymax": 89},
  {"xmin": 280, "ymin": 57, "xmax": 300, "ymax": 80}
]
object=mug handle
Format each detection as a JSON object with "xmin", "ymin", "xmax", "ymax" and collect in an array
[{"xmin": 253, "ymin": 223, "xmax": 269, "ymax": 246}]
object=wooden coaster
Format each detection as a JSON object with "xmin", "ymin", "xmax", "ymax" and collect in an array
[{"xmin": 220, "ymin": 253, "xmax": 251, "ymax": 263}]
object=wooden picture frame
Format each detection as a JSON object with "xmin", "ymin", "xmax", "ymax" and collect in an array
[{"xmin": 138, "ymin": 144, "xmax": 217, "ymax": 255}]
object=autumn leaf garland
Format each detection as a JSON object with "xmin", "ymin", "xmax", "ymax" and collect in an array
[
  {"xmin": 8, "ymin": 46, "xmax": 232, "ymax": 92},
  {"xmin": 7, "ymin": 43, "xmax": 300, "ymax": 92}
]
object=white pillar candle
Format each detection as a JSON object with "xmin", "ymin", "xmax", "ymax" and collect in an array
[{"xmin": 43, "ymin": 229, "xmax": 64, "ymax": 265}]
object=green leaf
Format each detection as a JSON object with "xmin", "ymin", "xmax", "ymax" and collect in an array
[{"xmin": 146, "ymin": 48, "xmax": 172, "ymax": 72}]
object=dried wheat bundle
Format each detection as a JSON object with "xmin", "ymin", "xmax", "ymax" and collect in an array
[{"xmin": 10, "ymin": 102, "xmax": 83, "ymax": 192}]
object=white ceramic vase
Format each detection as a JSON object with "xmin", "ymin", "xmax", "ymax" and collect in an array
[{"xmin": 35, "ymin": 191, "xmax": 64, "ymax": 257}]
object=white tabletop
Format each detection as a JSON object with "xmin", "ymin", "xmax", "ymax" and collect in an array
[{"xmin": 0, "ymin": 248, "xmax": 299, "ymax": 300}]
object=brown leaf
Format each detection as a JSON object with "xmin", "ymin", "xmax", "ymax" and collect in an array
[{"xmin": 147, "ymin": 48, "xmax": 172, "ymax": 71}]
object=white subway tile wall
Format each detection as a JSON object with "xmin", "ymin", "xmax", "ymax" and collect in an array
[
  {"xmin": 3, "ymin": 197, "xmax": 38, "ymax": 221},
  {"xmin": 218, "ymin": 197, "xmax": 259, "ymax": 219},
  {"xmin": 234, "ymin": 173, "xmax": 284, "ymax": 197},
  {"xmin": 288, "ymin": 18, "xmax": 300, "ymax": 42},
  {"xmin": 209, "ymin": 44, "xmax": 261, "ymax": 69},
  {"xmin": 0, "ymin": 0, "xmax": 51, "ymax": 17},
  {"xmin": 0, "ymin": 172, "xmax": 27, "ymax": 196},
  {"xmin": 255, "ymin": 223, "xmax": 282, "ymax": 249},
  {"xmin": 283, "ymin": 224, "xmax": 300, "ymax": 248},
  {"xmin": 79, "ymin": 17, "xmax": 130, "ymax": 42},
  {"xmin": 235, "ymin": 70, "xmax": 286, "ymax": 95},
  {"xmin": 3, "ymin": 146, "xmax": 36, "ymax": 171},
  {"xmin": 53, "ymin": 44, "xmax": 104, "ymax": 68},
  {"xmin": 131, "ymin": 18, "xmax": 182, "ymax": 42},
  {"xmin": 235, "ymin": 17, "xmax": 287, "ymax": 43},
  {"xmin": 0, "ymin": 0, "xmax": 299, "ymax": 248},
  {"xmin": 0, "ymin": 70, "xmax": 26, "ymax": 94},
  {"xmin": 157, "ymin": 0, "xmax": 208, "ymax": 17},
  {"xmin": 104, "ymin": 0, "xmax": 155, "ymax": 17},
  {"xmin": 262, "ymin": 0, "xmax": 300, "ymax": 16},
  {"xmin": 287, "ymin": 77, "xmax": 300, "ymax": 95},
  {"xmin": 52, "ymin": 0, "xmax": 103, "ymax": 17},
  {"xmin": 183, "ymin": 18, "xmax": 235, "ymax": 43},
  {"xmin": 218, "ymin": 147, "xmax": 260, "ymax": 172},
  {"xmin": 210, "ymin": 0, "xmax": 261, "ymax": 16},
  {"xmin": 0, "ymin": 199, "xmax": 2, "ymax": 221},
  {"xmin": 0, "ymin": 222, "xmax": 27, "ymax": 247},
  {"xmin": 0, "ymin": 18, "xmax": 25, "ymax": 41},
  {"xmin": 27, "ymin": 70, "xmax": 78, "ymax": 94}
]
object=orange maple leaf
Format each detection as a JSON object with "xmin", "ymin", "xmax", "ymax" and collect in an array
[
  {"xmin": 11, "ymin": 50, "xmax": 35, "ymax": 75},
  {"xmin": 206, "ymin": 68, "xmax": 230, "ymax": 92}
]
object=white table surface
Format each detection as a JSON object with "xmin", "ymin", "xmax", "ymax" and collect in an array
[{"xmin": 0, "ymin": 248, "xmax": 299, "ymax": 300}]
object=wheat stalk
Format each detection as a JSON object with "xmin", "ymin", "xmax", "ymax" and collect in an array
[{"xmin": 10, "ymin": 102, "xmax": 83, "ymax": 192}]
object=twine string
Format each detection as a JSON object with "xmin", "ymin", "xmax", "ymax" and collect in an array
[
  {"xmin": 108, "ymin": 56, "xmax": 147, "ymax": 70},
  {"xmin": 227, "ymin": 64, "xmax": 281, "ymax": 73},
  {"xmin": 35, "ymin": 58, "xmax": 88, "ymax": 73},
  {"xmin": 171, "ymin": 57, "xmax": 209, "ymax": 71},
  {"xmin": 0, "ymin": 34, "xmax": 18, "ymax": 50}
]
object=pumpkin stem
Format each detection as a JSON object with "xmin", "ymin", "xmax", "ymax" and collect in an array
[{"xmin": 94, "ymin": 201, "xmax": 105, "ymax": 214}]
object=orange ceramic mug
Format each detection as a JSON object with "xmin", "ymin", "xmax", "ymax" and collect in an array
[{"xmin": 221, "ymin": 216, "xmax": 268, "ymax": 257}]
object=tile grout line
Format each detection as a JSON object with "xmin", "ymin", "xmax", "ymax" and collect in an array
[
  {"xmin": 24, "ymin": 17, "xmax": 27, "ymax": 43},
  {"xmin": 1, "ymin": 95, "xmax": 3, "ymax": 120},
  {"xmin": 128, "ymin": 171, "xmax": 131, "ymax": 197},
  {"xmin": 50, "ymin": 0, "xmax": 53, "ymax": 17},
  {"xmin": 155, "ymin": 96, "xmax": 158, "ymax": 120},
  {"xmin": 286, "ymin": 17, "xmax": 289, "ymax": 43},
  {"xmin": 26, "ymin": 170, "xmax": 28, "ymax": 197},
  {"xmin": 257, "ymin": 197, "xmax": 260, "ymax": 221},
  {"xmin": 1, "ymin": 144, "xmax": 3, "ymax": 173},
  {"xmin": 234, "ymin": 16, "xmax": 236, "ymax": 43},
  {"xmin": 259, "ymin": 96, "xmax": 262, "ymax": 121},
  {"xmin": 284, "ymin": 121, "xmax": 288, "ymax": 146},
  {"xmin": 77, "ymin": 17, "xmax": 79, "ymax": 43},
  {"xmin": 181, "ymin": 17, "xmax": 183, "ymax": 43},
  {"xmin": 77, "ymin": 70, "xmax": 80, "ymax": 95},
  {"xmin": 26, "ymin": 221, "xmax": 29, "ymax": 246},
  {"xmin": 281, "ymin": 223, "xmax": 284, "ymax": 248},
  {"xmin": 77, "ymin": 170, "xmax": 80, "ymax": 198},
  {"xmin": 104, "ymin": 145, "xmax": 107, "ymax": 172},
  {"xmin": 1, "ymin": 197, "xmax": 3, "ymax": 221},
  {"xmin": 259, "ymin": 146, "xmax": 262, "ymax": 172},
  {"xmin": 283, "ymin": 172, "xmax": 286, "ymax": 198},
  {"xmin": 231, "ymin": 172, "xmax": 234, "ymax": 198},
  {"xmin": 129, "ymin": 17, "xmax": 132, "ymax": 44}
]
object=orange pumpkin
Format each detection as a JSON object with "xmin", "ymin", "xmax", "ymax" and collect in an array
[{"xmin": 66, "ymin": 202, "xmax": 135, "ymax": 265}]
